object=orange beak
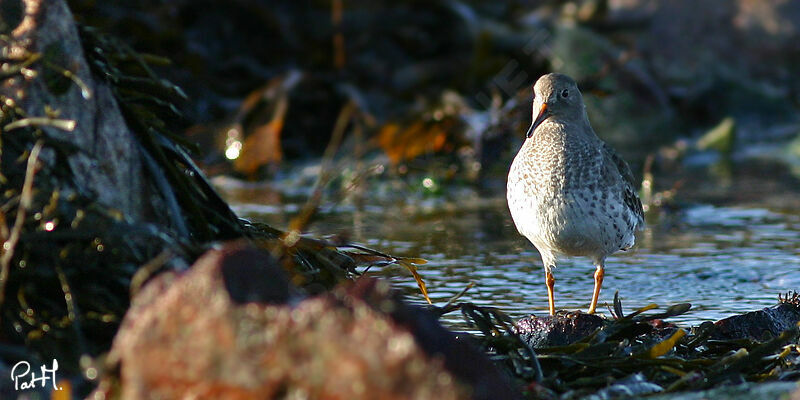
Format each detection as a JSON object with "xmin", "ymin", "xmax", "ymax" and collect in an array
[{"xmin": 527, "ymin": 103, "xmax": 550, "ymax": 138}]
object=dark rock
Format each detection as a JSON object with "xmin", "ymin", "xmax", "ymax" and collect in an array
[
  {"xmin": 710, "ymin": 302, "xmax": 800, "ymax": 341},
  {"xmin": 99, "ymin": 243, "xmax": 519, "ymax": 399},
  {"xmin": 2, "ymin": 0, "xmax": 154, "ymax": 221},
  {"xmin": 219, "ymin": 244, "xmax": 297, "ymax": 304},
  {"xmin": 514, "ymin": 312, "xmax": 605, "ymax": 348}
]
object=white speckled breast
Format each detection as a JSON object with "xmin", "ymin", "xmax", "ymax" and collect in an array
[{"xmin": 507, "ymin": 120, "xmax": 641, "ymax": 268}]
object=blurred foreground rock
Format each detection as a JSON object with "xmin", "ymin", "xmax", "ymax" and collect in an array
[{"xmin": 99, "ymin": 243, "xmax": 518, "ymax": 399}]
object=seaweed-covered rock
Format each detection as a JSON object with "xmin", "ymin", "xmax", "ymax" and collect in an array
[
  {"xmin": 710, "ymin": 297, "xmax": 800, "ymax": 341},
  {"xmin": 513, "ymin": 312, "xmax": 605, "ymax": 348},
  {"xmin": 0, "ymin": 0, "xmax": 246, "ymax": 385},
  {"xmin": 3, "ymin": 0, "xmax": 151, "ymax": 220},
  {"xmin": 100, "ymin": 243, "xmax": 518, "ymax": 399},
  {"xmin": 498, "ymin": 298, "xmax": 800, "ymax": 398}
]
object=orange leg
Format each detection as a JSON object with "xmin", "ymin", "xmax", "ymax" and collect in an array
[
  {"xmin": 546, "ymin": 271, "xmax": 555, "ymax": 315},
  {"xmin": 588, "ymin": 265, "xmax": 604, "ymax": 314}
]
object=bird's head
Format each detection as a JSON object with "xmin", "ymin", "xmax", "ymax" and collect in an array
[{"xmin": 527, "ymin": 73, "xmax": 585, "ymax": 138}]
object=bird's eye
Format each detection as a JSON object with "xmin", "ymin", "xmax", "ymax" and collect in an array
[{"xmin": 560, "ymin": 89, "xmax": 569, "ymax": 98}]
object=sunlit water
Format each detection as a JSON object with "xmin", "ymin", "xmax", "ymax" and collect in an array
[{"xmin": 215, "ymin": 163, "xmax": 800, "ymax": 329}]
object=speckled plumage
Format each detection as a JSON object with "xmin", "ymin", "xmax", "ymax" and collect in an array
[{"xmin": 507, "ymin": 73, "xmax": 644, "ymax": 314}]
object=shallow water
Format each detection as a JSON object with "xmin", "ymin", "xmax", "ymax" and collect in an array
[{"xmin": 216, "ymin": 161, "xmax": 800, "ymax": 329}]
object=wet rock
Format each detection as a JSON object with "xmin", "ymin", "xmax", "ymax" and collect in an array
[
  {"xmin": 513, "ymin": 312, "xmax": 605, "ymax": 348},
  {"xmin": 710, "ymin": 301, "xmax": 800, "ymax": 341},
  {"xmin": 2, "ymin": 0, "xmax": 154, "ymax": 221},
  {"xmin": 101, "ymin": 243, "xmax": 518, "ymax": 399}
]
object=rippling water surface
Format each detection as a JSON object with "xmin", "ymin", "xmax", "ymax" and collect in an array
[{"xmin": 217, "ymin": 162, "xmax": 800, "ymax": 329}]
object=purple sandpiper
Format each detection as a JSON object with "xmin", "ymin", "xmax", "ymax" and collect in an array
[{"xmin": 507, "ymin": 73, "xmax": 644, "ymax": 315}]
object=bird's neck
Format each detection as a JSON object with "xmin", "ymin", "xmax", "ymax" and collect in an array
[{"xmin": 529, "ymin": 117, "xmax": 596, "ymax": 144}]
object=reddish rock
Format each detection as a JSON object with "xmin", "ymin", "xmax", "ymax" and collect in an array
[
  {"xmin": 344, "ymin": 277, "xmax": 520, "ymax": 400},
  {"xmin": 99, "ymin": 243, "xmax": 518, "ymax": 399}
]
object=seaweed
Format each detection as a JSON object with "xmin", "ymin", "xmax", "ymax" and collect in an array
[
  {"xmin": 78, "ymin": 26, "xmax": 244, "ymax": 242},
  {"xmin": 1, "ymin": 24, "xmax": 434, "ymax": 389},
  {"xmin": 3, "ymin": 6, "xmax": 799, "ymax": 398},
  {"xmin": 446, "ymin": 292, "xmax": 800, "ymax": 398},
  {"xmin": 0, "ymin": 24, "xmax": 377, "ymax": 388},
  {"xmin": 0, "ymin": 113, "xmax": 171, "ymax": 373}
]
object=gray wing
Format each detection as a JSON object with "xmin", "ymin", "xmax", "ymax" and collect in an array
[{"xmin": 602, "ymin": 142, "xmax": 645, "ymax": 230}]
